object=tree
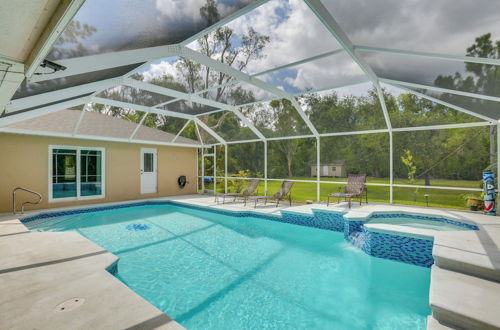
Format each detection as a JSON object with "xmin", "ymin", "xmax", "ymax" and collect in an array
[{"xmin": 435, "ymin": 33, "xmax": 500, "ymax": 170}]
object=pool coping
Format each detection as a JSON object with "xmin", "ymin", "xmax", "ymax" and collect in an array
[
  {"xmin": 0, "ymin": 222, "xmax": 184, "ymax": 330},
  {"xmin": 2, "ymin": 195, "xmax": 500, "ymax": 329}
]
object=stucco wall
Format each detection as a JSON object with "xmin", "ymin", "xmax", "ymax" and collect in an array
[{"xmin": 0, "ymin": 133, "xmax": 198, "ymax": 213}]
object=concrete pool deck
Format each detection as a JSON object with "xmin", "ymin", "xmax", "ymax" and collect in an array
[{"xmin": 1, "ymin": 194, "xmax": 500, "ymax": 329}]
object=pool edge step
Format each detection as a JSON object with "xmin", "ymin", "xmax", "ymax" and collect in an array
[
  {"xmin": 430, "ymin": 266, "xmax": 500, "ymax": 330},
  {"xmin": 433, "ymin": 242, "xmax": 500, "ymax": 283}
]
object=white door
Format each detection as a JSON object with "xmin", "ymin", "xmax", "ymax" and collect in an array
[
  {"xmin": 322, "ymin": 165, "xmax": 329, "ymax": 176},
  {"xmin": 141, "ymin": 148, "xmax": 157, "ymax": 194}
]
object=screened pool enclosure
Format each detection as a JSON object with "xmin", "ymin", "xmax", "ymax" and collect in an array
[{"xmin": 2, "ymin": 0, "xmax": 500, "ymax": 209}]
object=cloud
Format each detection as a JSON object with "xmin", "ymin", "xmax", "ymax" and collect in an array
[
  {"xmin": 155, "ymin": 0, "xmax": 207, "ymax": 23},
  {"xmin": 141, "ymin": 59, "xmax": 181, "ymax": 82},
  {"xmin": 323, "ymin": 0, "xmax": 500, "ymax": 55}
]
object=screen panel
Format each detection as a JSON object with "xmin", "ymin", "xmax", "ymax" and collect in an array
[
  {"xmin": 188, "ymin": 0, "xmax": 343, "ymax": 75},
  {"xmin": 320, "ymin": 0, "xmax": 500, "ymax": 58},
  {"xmin": 199, "ymin": 110, "xmax": 259, "ymax": 142},
  {"xmin": 259, "ymin": 52, "xmax": 367, "ymax": 94},
  {"xmin": 359, "ymin": 51, "xmax": 500, "ymax": 101},
  {"xmin": 13, "ymin": 63, "xmax": 143, "ymax": 100},
  {"xmin": 381, "ymin": 83, "xmax": 482, "ymax": 128},
  {"xmin": 47, "ymin": 0, "xmax": 256, "ymax": 60},
  {"xmin": 96, "ymin": 85, "xmax": 174, "ymax": 107},
  {"xmin": 240, "ymin": 99, "xmax": 313, "ymax": 137},
  {"xmin": 300, "ymin": 82, "xmax": 387, "ymax": 134}
]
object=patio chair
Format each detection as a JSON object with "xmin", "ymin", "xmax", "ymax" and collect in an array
[
  {"xmin": 218, "ymin": 179, "xmax": 261, "ymax": 205},
  {"xmin": 248, "ymin": 181, "xmax": 294, "ymax": 208},
  {"xmin": 327, "ymin": 174, "xmax": 367, "ymax": 208}
]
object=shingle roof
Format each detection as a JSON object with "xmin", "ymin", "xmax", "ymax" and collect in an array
[
  {"xmin": 309, "ymin": 160, "xmax": 346, "ymax": 166},
  {"xmin": 6, "ymin": 109, "xmax": 199, "ymax": 145}
]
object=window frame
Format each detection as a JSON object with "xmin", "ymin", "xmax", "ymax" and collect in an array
[{"xmin": 48, "ymin": 145, "xmax": 106, "ymax": 203}]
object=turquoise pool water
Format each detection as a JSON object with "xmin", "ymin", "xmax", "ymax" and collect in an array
[
  {"xmin": 367, "ymin": 217, "xmax": 473, "ymax": 231},
  {"xmin": 31, "ymin": 204, "xmax": 431, "ymax": 329}
]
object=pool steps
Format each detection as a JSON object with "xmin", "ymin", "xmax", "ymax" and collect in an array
[{"xmin": 429, "ymin": 266, "xmax": 500, "ymax": 330}]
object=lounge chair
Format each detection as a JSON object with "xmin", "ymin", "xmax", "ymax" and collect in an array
[
  {"xmin": 248, "ymin": 181, "xmax": 294, "ymax": 208},
  {"xmin": 327, "ymin": 174, "xmax": 367, "ymax": 208},
  {"xmin": 217, "ymin": 179, "xmax": 261, "ymax": 205}
]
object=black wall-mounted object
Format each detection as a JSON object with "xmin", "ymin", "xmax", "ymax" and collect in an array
[{"xmin": 178, "ymin": 175, "xmax": 187, "ymax": 189}]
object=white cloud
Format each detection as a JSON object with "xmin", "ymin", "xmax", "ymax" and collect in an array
[
  {"xmin": 141, "ymin": 59, "xmax": 181, "ymax": 82},
  {"xmin": 155, "ymin": 0, "xmax": 207, "ymax": 23}
]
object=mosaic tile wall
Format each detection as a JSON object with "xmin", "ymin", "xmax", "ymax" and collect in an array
[
  {"xmin": 311, "ymin": 210, "xmax": 345, "ymax": 231},
  {"xmin": 360, "ymin": 229, "xmax": 434, "ymax": 267}
]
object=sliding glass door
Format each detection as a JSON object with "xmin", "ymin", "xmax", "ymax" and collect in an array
[
  {"xmin": 50, "ymin": 146, "xmax": 105, "ymax": 202},
  {"xmin": 80, "ymin": 150, "xmax": 103, "ymax": 197}
]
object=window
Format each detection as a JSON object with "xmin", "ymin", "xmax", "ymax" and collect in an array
[
  {"xmin": 143, "ymin": 152, "xmax": 154, "ymax": 172},
  {"xmin": 333, "ymin": 167, "xmax": 337, "ymax": 171},
  {"xmin": 49, "ymin": 146, "xmax": 105, "ymax": 201}
]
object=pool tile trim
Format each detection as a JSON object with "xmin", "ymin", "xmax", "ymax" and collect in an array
[{"xmin": 21, "ymin": 199, "xmax": 476, "ymax": 268}]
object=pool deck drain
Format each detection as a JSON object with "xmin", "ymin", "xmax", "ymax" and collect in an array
[{"xmin": 1, "ymin": 194, "xmax": 500, "ymax": 329}]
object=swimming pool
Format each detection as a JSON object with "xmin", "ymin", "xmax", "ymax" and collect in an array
[{"xmin": 25, "ymin": 203, "xmax": 431, "ymax": 329}]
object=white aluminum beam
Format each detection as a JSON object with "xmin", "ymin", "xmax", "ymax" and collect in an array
[
  {"xmin": 181, "ymin": 0, "xmax": 271, "ymax": 46},
  {"xmin": 192, "ymin": 48, "xmax": 345, "ymax": 97},
  {"xmin": 304, "ymin": 1, "xmax": 378, "ymax": 83},
  {"xmin": 224, "ymin": 138, "xmax": 262, "ymax": 145},
  {"xmin": 0, "ymin": 127, "xmax": 201, "ymax": 148},
  {"xmin": 290, "ymin": 97, "xmax": 319, "ymax": 137},
  {"xmin": 304, "ymin": 0, "xmax": 393, "ymax": 127},
  {"xmin": 230, "ymin": 109, "xmax": 266, "ymax": 140},
  {"xmin": 194, "ymin": 121, "xmax": 204, "ymax": 145},
  {"xmin": 385, "ymin": 82, "xmax": 496, "ymax": 122},
  {"xmin": 120, "ymin": 0, "xmax": 272, "ymax": 85},
  {"xmin": 6, "ymin": 77, "xmax": 121, "ymax": 113},
  {"xmin": 194, "ymin": 118, "xmax": 226, "ymax": 144},
  {"xmin": 129, "ymin": 113, "xmax": 147, "ymax": 140},
  {"xmin": 381, "ymin": 78, "xmax": 500, "ymax": 104},
  {"xmin": 266, "ymin": 134, "xmax": 316, "ymax": 141},
  {"xmin": 92, "ymin": 97, "xmax": 193, "ymax": 120},
  {"xmin": 173, "ymin": 120, "xmax": 192, "ymax": 143},
  {"xmin": 179, "ymin": 46, "xmax": 288, "ymax": 98},
  {"xmin": 304, "ymin": 0, "xmax": 395, "ymax": 202},
  {"xmin": 180, "ymin": 46, "xmax": 319, "ymax": 137},
  {"xmin": 124, "ymin": 77, "xmax": 231, "ymax": 110},
  {"xmin": 392, "ymin": 121, "xmax": 494, "ymax": 132},
  {"xmin": 0, "ymin": 63, "xmax": 25, "ymax": 114},
  {"xmin": 31, "ymin": 44, "xmax": 179, "ymax": 83},
  {"xmin": 0, "ymin": 95, "xmax": 90, "ymax": 127},
  {"xmin": 356, "ymin": 45, "xmax": 500, "ymax": 67},
  {"xmin": 253, "ymin": 48, "xmax": 345, "ymax": 78},
  {"xmin": 194, "ymin": 79, "xmax": 371, "ymax": 118},
  {"xmin": 72, "ymin": 105, "xmax": 87, "ymax": 136},
  {"xmin": 320, "ymin": 129, "xmax": 389, "ymax": 137},
  {"xmin": 25, "ymin": 0, "xmax": 85, "ymax": 78}
]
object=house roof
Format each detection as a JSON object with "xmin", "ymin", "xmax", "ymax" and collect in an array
[
  {"xmin": 2, "ymin": 109, "xmax": 200, "ymax": 146},
  {"xmin": 309, "ymin": 160, "xmax": 346, "ymax": 166}
]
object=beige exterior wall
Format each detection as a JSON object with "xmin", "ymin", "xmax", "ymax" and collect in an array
[{"xmin": 0, "ymin": 133, "xmax": 198, "ymax": 214}]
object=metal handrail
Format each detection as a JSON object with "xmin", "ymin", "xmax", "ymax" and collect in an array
[{"xmin": 13, "ymin": 187, "xmax": 42, "ymax": 214}]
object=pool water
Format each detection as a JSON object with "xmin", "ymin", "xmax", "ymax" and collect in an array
[
  {"xmin": 367, "ymin": 217, "xmax": 474, "ymax": 231},
  {"xmin": 31, "ymin": 204, "xmax": 431, "ymax": 329}
]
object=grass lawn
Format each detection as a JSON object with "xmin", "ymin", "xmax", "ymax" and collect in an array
[{"xmin": 206, "ymin": 177, "xmax": 483, "ymax": 210}]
